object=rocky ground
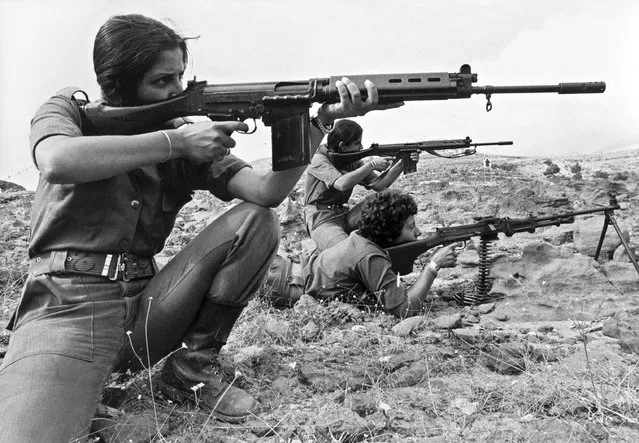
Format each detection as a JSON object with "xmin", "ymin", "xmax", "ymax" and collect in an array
[{"xmin": 0, "ymin": 148, "xmax": 638, "ymax": 442}]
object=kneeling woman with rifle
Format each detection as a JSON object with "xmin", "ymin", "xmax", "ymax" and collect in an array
[{"xmin": 0, "ymin": 14, "xmax": 400, "ymax": 441}]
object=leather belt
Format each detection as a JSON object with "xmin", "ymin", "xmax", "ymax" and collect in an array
[{"xmin": 29, "ymin": 250, "xmax": 156, "ymax": 282}]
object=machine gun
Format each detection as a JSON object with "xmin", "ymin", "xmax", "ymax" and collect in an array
[
  {"xmin": 386, "ymin": 195, "xmax": 637, "ymax": 301},
  {"xmin": 80, "ymin": 64, "xmax": 605, "ymax": 171},
  {"xmin": 327, "ymin": 137, "xmax": 513, "ymax": 172}
]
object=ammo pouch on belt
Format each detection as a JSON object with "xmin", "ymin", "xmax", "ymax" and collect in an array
[{"xmin": 263, "ymin": 248, "xmax": 305, "ymax": 308}]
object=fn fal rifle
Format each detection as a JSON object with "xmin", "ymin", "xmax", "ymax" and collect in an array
[
  {"xmin": 79, "ymin": 64, "xmax": 605, "ymax": 171},
  {"xmin": 386, "ymin": 195, "xmax": 638, "ymax": 300},
  {"xmin": 327, "ymin": 137, "xmax": 514, "ymax": 172}
]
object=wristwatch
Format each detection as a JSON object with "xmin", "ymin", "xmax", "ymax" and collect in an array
[{"xmin": 310, "ymin": 114, "xmax": 334, "ymax": 135}]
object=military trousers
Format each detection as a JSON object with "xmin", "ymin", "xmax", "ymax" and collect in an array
[{"xmin": 0, "ymin": 202, "xmax": 279, "ymax": 442}]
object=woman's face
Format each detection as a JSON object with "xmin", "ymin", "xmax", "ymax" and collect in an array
[
  {"xmin": 136, "ymin": 47, "xmax": 186, "ymax": 104},
  {"xmin": 392, "ymin": 215, "xmax": 421, "ymax": 245},
  {"xmin": 339, "ymin": 137, "xmax": 364, "ymax": 153}
]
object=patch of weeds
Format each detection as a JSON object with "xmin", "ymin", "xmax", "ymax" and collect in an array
[
  {"xmin": 543, "ymin": 163, "xmax": 560, "ymax": 176},
  {"xmin": 493, "ymin": 162, "xmax": 518, "ymax": 172},
  {"xmin": 470, "ymin": 385, "xmax": 511, "ymax": 414},
  {"xmin": 592, "ymin": 170, "xmax": 610, "ymax": 179},
  {"xmin": 569, "ymin": 162, "xmax": 582, "ymax": 174}
]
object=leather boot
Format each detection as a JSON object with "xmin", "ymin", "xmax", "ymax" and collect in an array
[{"xmin": 157, "ymin": 302, "xmax": 258, "ymax": 423}]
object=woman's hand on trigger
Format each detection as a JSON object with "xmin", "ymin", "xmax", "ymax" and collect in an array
[
  {"xmin": 175, "ymin": 120, "xmax": 249, "ymax": 163},
  {"xmin": 430, "ymin": 243, "xmax": 461, "ymax": 269}
]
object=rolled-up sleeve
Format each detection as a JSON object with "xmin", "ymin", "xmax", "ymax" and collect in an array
[
  {"xmin": 203, "ymin": 155, "xmax": 251, "ymax": 201},
  {"xmin": 307, "ymin": 153, "xmax": 343, "ymax": 188},
  {"xmin": 170, "ymin": 155, "xmax": 251, "ymax": 202},
  {"xmin": 29, "ymin": 89, "xmax": 84, "ymax": 167}
]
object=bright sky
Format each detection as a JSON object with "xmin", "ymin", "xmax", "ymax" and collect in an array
[{"xmin": 1, "ymin": 0, "xmax": 637, "ymax": 190}]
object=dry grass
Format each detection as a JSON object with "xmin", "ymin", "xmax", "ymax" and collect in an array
[
  {"xmin": 1, "ymin": 151, "xmax": 638, "ymax": 442},
  {"xmin": 83, "ymin": 284, "xmax": 638, "ymax": 442}
]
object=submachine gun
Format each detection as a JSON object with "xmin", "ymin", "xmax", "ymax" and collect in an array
[
  {"xmin": 327, "ymin": 137, "xmax": 514, "ymax": 173},
  {"xmin": 386, "ymin": 195, "xmax": 638, "ymax": 302},
  {"xmin": 79, "ymin": 64, "xmax": 605, "ymax": 171}
]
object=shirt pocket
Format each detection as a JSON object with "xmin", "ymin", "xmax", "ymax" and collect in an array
[{"xmin": 159, "ymin": 191, "xmax": 192, "ymax": 233}]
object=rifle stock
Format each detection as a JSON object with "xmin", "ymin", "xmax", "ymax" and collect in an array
[
  {"xmin": 386, "ymin": 197, "xmax": 621, "ymax": 275},
  {"xmin": 79, "ymin": 64, "xmax": 605, "ymax": 171}
]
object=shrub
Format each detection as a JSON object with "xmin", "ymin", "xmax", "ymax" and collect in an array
[
  {"xmin": 569, "ymin": 162, "xmax": 582, "ymax": 174},
  {"xmin": 493, "ymin": 162, "xmax": 517, "ymax": 172},
  {"xmin": 543, "ymin": 163, "xmax": 560, "ymax": 176},
  {"xmin": 592, "ymin": 170, "xmax": 610, "ymax": 179}
]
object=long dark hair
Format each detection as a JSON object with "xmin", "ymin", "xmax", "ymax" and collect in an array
[
  {"xmin": 326, "ymin": 119, "xmax": 363, "ymax": 152},
  {"xmin": 93, "ymin": 14, "xmax": 191, "ymax": 106},
  {"xmin": 358, "ymin": 189, "xmax": 417, "ymax": 248}
]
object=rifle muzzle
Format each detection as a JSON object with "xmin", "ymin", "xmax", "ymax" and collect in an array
[{"xmin": 558, "ymin": 82, "xmax": 606, "ymax": 94}]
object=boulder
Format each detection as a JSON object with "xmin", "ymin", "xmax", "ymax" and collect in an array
[
  {"xmin": 613, "ymin": 242, "xmax": 638, "ymax": 263},
  {"xmin": 573, "ymin": 216, "xmax": 630, "ymax": 259},
  {"xmin": 489, "ymin": 241, "xmax": 622, "ymax": 321}
]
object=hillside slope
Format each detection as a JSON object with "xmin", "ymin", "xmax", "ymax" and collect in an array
[{"xmin": 0, "ymin": 151, "xmax": 638, "ymax": 442}]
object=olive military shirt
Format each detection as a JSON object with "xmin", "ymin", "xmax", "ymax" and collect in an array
[
  {"xmin": 27, "ymin": 87, "xmax": 250, "ymax": 258},
  {"xmin": 303, "ymin": 231, "xmax": 407, "ymax": 311},
  {"xmin": 303, "ymin": 145, "xmax": 375, "ymax": 207}
]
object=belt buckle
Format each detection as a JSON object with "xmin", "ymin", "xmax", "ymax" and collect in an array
[
  {"xmin": 101, "ymin": 254, "xmax": 118, "ymax": 280},
  {"xmin": 120, "ymin": 253, "xmax": 134, "ymax": 282},
  {"xmin": 107, "ymin": 254, "xmax": 123, "ymax": 281}
]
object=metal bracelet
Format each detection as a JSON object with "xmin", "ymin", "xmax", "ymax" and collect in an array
[
  {"xmin": 428, "ymin": 260, "xmax": 441, "ymax": 273},
  {"xmin": 311, "ymin": 114, "xmax": 334, "ymax": 135}
]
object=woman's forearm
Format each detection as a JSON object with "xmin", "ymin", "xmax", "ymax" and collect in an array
[
  {"xmin": 370, "ymin": 161, "xmax": 403, "ymax": 191},
  {"xmin": 391, "ymin": 267, "xmax": 437, "ymax": 318},
  {"xmin": 35, "ymin": 131, "xmax": 177, "ymax": 184}
]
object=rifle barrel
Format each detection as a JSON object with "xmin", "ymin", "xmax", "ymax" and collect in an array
[
  {"xmin": 473, "ymin": 82, "xmax": 606, "ymax": 95},
  {"xmin": 518, "ymin": 204, "xmax": 620, "ymax": 224},
  {"xmin": 386, "ymin": 200, "xmax": 619, "ymax": 274},
  {"xmin": 471, "ymin": 141, "xmax": 513, "ymax": 147}
]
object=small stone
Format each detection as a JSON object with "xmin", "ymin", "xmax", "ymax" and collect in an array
[
  {"xmin": 619, "ymin": 337, "xmax": 639, "ymax": 355},
  {"xmin": 484, "ymin": 344, "xmax": 526, "ymax": 375},
  {"xmin": 351, "ymin": 325, "xmax": 368, "ymax": 335},
  {"xmin": 264, "ymin": 320, "xmax": 292, "ymax": 341},
  {"xmin": 431, "ymin": 313, "xmax": 462, "ymax": 330},
  {"xmin": 476, "ymin": 302, "xmax": 496, "ymax": 314},
  {"xmin": 392, "ymin": 316, "xmax": 425, "ymax": 337},
  {"xmin": 452, "ymin": 328, "xmax": 482, "ymax": 345},
  {"xmin": 300, "ymin": 321, "xmax": 321, "ymax": 342},
  {"xmin": 602, "ymin": 318, "xmax": 621, "ymax": 338}
]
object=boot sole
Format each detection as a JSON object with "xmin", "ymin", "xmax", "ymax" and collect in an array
[{"xmin": 156, "ymin": 378, "xmax": 254, "ymax": 424}]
